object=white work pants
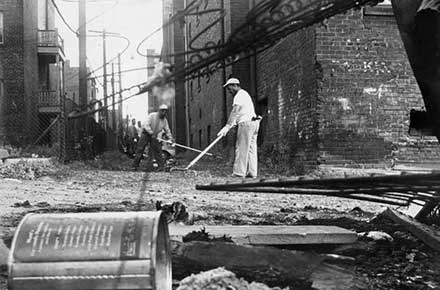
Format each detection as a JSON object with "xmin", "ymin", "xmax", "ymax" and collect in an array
[{"xmin": 233, "ymin": 120, "xmax": 260, "ymax": 177}]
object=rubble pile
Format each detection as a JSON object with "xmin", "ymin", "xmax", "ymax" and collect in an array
[
  {"xmin": 87, "ymin": 150, "xmax": 134, "ymax": 171},
  {"xmin": 176, "ymin": 268, "xmax": 287, "ymax": 290},
  {"xmin": 0, "ymin": 159, "xmax": 59, "ymax": 180}
]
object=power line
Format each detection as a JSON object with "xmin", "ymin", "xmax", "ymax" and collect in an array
[
  {"xmin": 86, "ymin": 32, "xmax": 131, "ymax": 77},
  {"xmin": 64, "ymin": 33, "xmax": 130, "ymax": 83},
  {"xmin": 87, "ymin": 66, "xmax": 155, "ymax": 80},
  {"xmin": 78, "ymin": 0, "xmax": 119, "ymax": 32},
  {"xmin": 51, "ymin": 0, "xmax": 79, "ymax": 36}
]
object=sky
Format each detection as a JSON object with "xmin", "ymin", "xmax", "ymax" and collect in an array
[{"xmin": 55, "ymin": 0, "xmax": 163, "ymax": 122}]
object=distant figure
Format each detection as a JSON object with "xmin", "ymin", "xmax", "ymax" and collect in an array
[
  {"xmin": 133, "ymin": 104, "xmax": 173, "ymax": 171},
  {"xmin": 126, "ymin": 118, "xmax": 138, "ymax": 157},
  {"xmin": 137, "ymin": 120, "xmax": 143, "ymax": 136},
  {"xmin": 217, "ymin": 78, "xmax": 261, "ymax": 178}
]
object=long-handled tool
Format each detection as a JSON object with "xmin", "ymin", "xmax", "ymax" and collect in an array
[
  {"xmin": 157, "ymin": 137, "xmax": 214, "ymax": 157},
  {"xmin": 171, "ymin": 135, "xmax": 223, "ymax": 171}
]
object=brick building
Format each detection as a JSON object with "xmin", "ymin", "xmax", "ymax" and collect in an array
[
  {"xmin": 64, "ymin": 60, "xmax": 97, "ymax": 114},
  {"xmin": 0, "ymin": 0, "xmax": 65, "ymax": 147},
  {"xmin": 164, "ymin": 0, "xmax": 440, "ymax": 170}
]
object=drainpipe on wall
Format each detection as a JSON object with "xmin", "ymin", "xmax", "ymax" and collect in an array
[
  {"xmin": 46, "ymin": 0, "xmax": 49, "ymax": 30},
  {"xmin": 183, "ymin": 0, "xmax": 191, "ymax": 146},
  {"xmin": 221, "ymin": 0, "xmax": 227, "ymax": 137},
  {"xmin": 249, "ymin": 0, "xmax": 257, "ymax": 101}
]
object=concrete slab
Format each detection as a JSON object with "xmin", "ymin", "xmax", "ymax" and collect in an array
[{"xmin": 169, "ymin": 225, "xmax": 357, "ymax": 245}]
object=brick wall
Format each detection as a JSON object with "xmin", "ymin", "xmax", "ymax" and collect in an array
[
  {"xmin": 315, "ymin": 8, "xmax": 440, "ymax": 165},
  {"xmin": 23, "ymin": 0, "xmax": 39, "ymax": 143},
  {"xmin": 175, "ymin": 1, "xmax": 440, "ymax": 170},
  {"xmin": 0, "ymin": 0, "xmax": 27, "ymax": 145},
  {"xmin": 186, "ymin": 0, "xmax": 225, "ymax": 150},
  {"xmin": 256, "ymin": 27, "xmax": 319, "ymax": 172}
]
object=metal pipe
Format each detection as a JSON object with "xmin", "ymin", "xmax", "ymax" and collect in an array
[
  {"xmin": 196, "ymin": 173, "xmax": 440, "ymax": 190},
  {"xmin": 185, "ymin": 135, "xmax": 223, "ymax": 170},
  {"xmin": 157, "ymin": 137, "xmax": 214, "ymax": 156}
]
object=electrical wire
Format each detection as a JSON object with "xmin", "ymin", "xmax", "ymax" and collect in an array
[
  {"xmin": 136, "ymin": 0, "xmax": 203, "ymax": 57},
  {"xmin": 51, "ymin": 0, "xmax": 79, "ymax": 37},
  {"xmin": 86, "ymin": 33, "xmax": 131, "ymax": 77},
  {"xmin": 64, "ymin": 33, "xmax": 130, "ymax": 84},
  {"xmin": 77, "ymin": 0, "xmax": 119, "ymax": 32},
  {"xmin": 87, "ymin": 66, "xmax": 155, "ymax": 80},
  {"xmin": 71, "ymin": 0, "xmax": 378, "ymax": 120},
  {"xmin": 86, "ymin": 57, "xmax": 104, "ymax": 88}
]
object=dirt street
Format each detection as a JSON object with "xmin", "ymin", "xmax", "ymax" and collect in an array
[
  {"xmin": 0, "ymin": 158, "xmax": 391, "ymax": 223},
  {"xmin": 0, "ymin": 155, "xmax": 439, "ymax": 289}
]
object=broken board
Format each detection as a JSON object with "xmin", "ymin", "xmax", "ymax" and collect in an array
[
  {"xmin": 384, "ymin": 208, "xmax": 440, "ymax": 252},
  {"xmin": 169, "ymin": 225, "xmax": 357, "ymax": 245}
]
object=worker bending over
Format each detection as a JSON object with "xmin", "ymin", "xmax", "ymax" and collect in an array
[{"xmin": 133, "ymin": 104, "xmax": 173, "ymax": 171}]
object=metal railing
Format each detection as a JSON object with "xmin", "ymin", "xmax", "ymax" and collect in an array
[
  {"xmin": 37, "ymin": 30, "xmax": 64, "ymax": 51},
  {"xmin": 38, "ymin": 90, "xmax": 60, "ymax": 107}
]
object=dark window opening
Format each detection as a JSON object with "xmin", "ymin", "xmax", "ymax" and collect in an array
[
  {"xmin": 199, "ymin": 108, "xmax": 202, "ymax": 119},
  {"xmin": 257, "ymin": 98, "xmax": 268, "ymax": 146},
  {"xmin": 199, "ymin": 129, "xmax": 202, "ymax": 148},
  {"xmin": 0, "ymin": 12, "xmax": 3, "ymax": 44},
  {"xmin": 190, "ymin": 134, "xmax": 193, "ymax": 147},
  {"xmin": 188, "ymin": 23, "xmax": 192, "ymax": 41},
  {"xmin": 207, "ymin": 125, "xmax": 211, "ymax": 144}
]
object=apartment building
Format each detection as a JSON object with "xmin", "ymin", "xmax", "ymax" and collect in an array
[{"xmin": 0, "ymin": 0, "xmax": 65, "ymax": 147}]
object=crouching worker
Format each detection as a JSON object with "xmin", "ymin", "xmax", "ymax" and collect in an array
[{"xmin": 133, "ymin": 104, "xmax": 173, "ymax": 171}]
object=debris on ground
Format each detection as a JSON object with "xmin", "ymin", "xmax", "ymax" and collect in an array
[
  {"xmin": 34, "ymin": 201, "xmax": 51, "ymax": 207},
  {"xmin": 182, "ymin": 227, "xmax": 233, "ymax": 243},
  {"xmin": 358, "ymin": 231, "xmax": 394, "ymax": 242},
  {"xmin": 384, "ymin": 208, "xmax": 440, "ymax": 252},
  {"xmin": 0, "ymin": 158, "xmax": 439, "ymax": 290},
  {"xmin": 12, "ymin": 200, "xmax": 31, "ymax": 208},
  {"xmin": 156, "ymin": 200, "xmax": 189, "ymax": 223},
  {"xmin": 86, "ymin": 150, "xmax": 134, "ymax": 171},
  {"xmin": 176, "ymin": 267, "xmax": 288, "ymax": 290},
  {"xmin": 172, "ymin": 241, "xmax": 322, "ymax": 288},
  {"xmin": 0, "ymin": 159, "xmax": 59, "ymax": 180}
]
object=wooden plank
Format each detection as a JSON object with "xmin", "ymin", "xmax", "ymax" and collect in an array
[
  {"xmin": 169, "ymin": 225, "xmax": 357, "ymax": 245},
  {"xmin": 383, "ymin": 208, "xmax": 440, "ymax": 252}
]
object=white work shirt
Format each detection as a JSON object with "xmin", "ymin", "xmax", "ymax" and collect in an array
[{"xmin": 233, "ymin": 89, "xmax": 256, "ymax": 124}]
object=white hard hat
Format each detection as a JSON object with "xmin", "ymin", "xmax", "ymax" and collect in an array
[
  {"xmin": 223, "ymin": 78, "xmax": 240, "ymax": 87},
  {"xmin": 159, "ymin": 104, "xmax": 169, "ymax": 110}
]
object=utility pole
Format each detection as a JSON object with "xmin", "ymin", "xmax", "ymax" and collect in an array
[
  {"xmin": 111, "ymin": 62, "xmax": 116, "ymax": 135},
  {"xmin": 89, "ymin": 29, "xmax": 126, "ymax": 149},
  {"xmin": 118, "ymin": 53, "xmax": 123, "ymax": 138},
  {"xmin": 101, "ymin": 29, "xmax": 110, "ymax": 148},
  {"xmin": 78, "ymin": 0, "xmax": 87, "ymax": 133}
]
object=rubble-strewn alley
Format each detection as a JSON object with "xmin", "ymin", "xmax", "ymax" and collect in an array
[{"xmin": 0, "ymin": 156, "xmax": 439, "ymax": 289}]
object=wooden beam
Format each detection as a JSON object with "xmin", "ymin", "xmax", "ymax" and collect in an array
[{"xmin": 383, "ymin": 208, "xmax": 440, "ymax": 252}]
